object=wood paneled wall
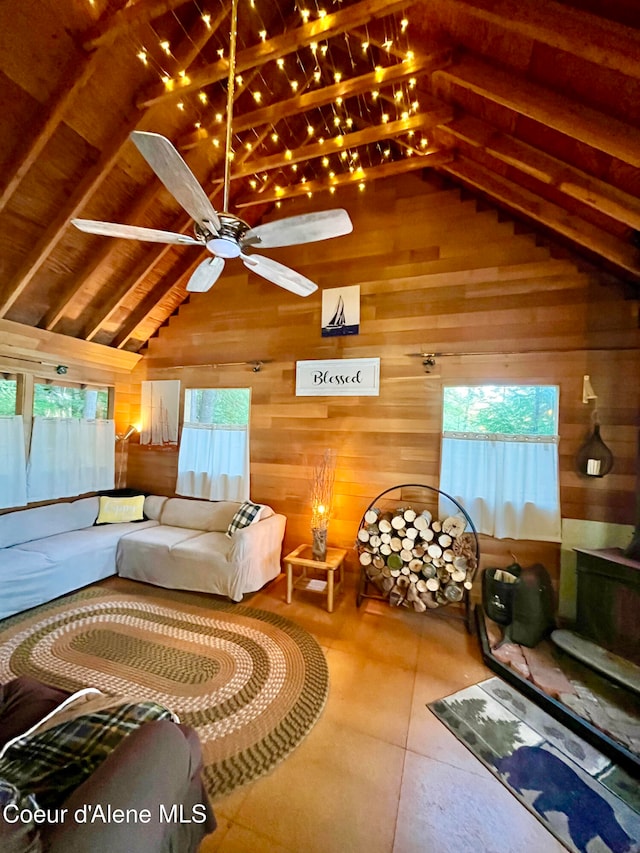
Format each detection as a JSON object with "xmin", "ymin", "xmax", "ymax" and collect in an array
[{"xmin": 122, "ymin": 172, "xmax": 640, "ymax": 589}]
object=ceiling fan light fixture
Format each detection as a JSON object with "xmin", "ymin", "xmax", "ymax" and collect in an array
[{"xmin": 206, "ymin": 236, "xmax": 241, "ymax": 258}]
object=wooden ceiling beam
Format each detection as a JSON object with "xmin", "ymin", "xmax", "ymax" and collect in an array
[
  {"xmin": 111, "ymin": 253, "xmax": 206, "ymax": 350},
  {"xmin": 441, "ymin": 156, "xmax": 640, "ymax": 278},
  {"xmin": 82, "ymin": 0, "xmax": 195, "ymax": 51},
  {"xmin": 137, "ymin": 0, "xmax": 413, "ymax": 108},
  {"xmin": 0, "ymin": 319, "xmax": 141, "ymax": 375},
  {"xmin": 82, "ymin": 213, "xmax": 201, "ymax": 342},
  {"xmin": 44, "ymin": 179, "xmax": 162, "ymax": 332},
  {"xmin": 179, "ymin": 51, "xmax": 451, "ymax": 150},
  {"xmin": 436, "ymin": 116, "xmax": 640, "ymax": 231},
  {"xmin": 230, "ymin": 108, "xmax": 453, "ymax": 180},
  {"xmin": 0, "ymin": 52, "xmax": 100, "ymax": 215},
  {"xmin": 0, "ymin": 118, "xmax": 139, "ymax": 319},
  {"xmin": 234, "ymin": 149, "xmax": 453, "ymax": 207},
  {"xmin": 426, "ymin": 0, "xmax": 640, "ymax": 80},
  {"xmin": 432, "ymin": 58, "xmax": 640, "ymax": 168}
]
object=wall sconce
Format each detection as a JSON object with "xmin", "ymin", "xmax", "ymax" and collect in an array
[
  {"xmin": 576, "ymin": 375, "xmax": 613, "ymax": 477},
  {"xmin": 116, "ymin": 424, "xmax": 139, "ymax": 442}
]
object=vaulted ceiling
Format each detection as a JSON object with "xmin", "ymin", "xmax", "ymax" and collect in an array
[{"xmin": 1, "ymin": 0, "xmax": 639, "ymax": 354}]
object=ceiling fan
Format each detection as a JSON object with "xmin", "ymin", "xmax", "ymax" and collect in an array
[{"xmin": 71, "ymin": 0, "xmax": 352, "ymax": 296}]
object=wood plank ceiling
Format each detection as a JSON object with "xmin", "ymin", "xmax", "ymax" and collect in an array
[{"xmin": 0, "ymin": 0, "xmax": 638, "ymax": 353}]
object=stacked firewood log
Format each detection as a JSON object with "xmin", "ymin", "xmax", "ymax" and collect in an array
[{"xmin": 356, "ymin": 506, "xmax": 477, "ymax": 612}]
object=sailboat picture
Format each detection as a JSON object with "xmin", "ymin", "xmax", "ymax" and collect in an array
[
  {"xmin": 321, "ymin": 285, "xmax": 360, "ymax": 337},
  {"xmin": 140, "ymin": 379, "xmax": 180, "ymax": 447}
]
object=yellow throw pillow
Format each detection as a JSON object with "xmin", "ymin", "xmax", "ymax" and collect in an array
[{"xmin": 95, "ymin": 495, "xmax": 145, "ymax": 524}]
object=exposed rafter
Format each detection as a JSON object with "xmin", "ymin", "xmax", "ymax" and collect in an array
[
  {"xmin": 432, "ymin": 58, "xmax": 640, "ymax": 168},
  {"xmin": 137, "ymin": 0, "xmax": 412, "ymax": 108},
  {"xmin": 442, "ymin": 156, "xmax": 640, "ymax": 278},
  {"xmin": 230, "ymin": 109, "xmax": 453, "ymax": 180},
  {"xmin": 234, "ymin": 150, "xmax": 453, "ymax": 207}
]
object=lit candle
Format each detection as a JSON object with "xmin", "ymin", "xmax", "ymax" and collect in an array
[{"xmin": 587, "ymin": 459, "xmax": 601, "ymax": 475}]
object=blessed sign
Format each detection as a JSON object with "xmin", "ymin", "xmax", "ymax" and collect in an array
[{"xmin": 295, "ymin": 358, "xmax": 380, "ymax": 396}]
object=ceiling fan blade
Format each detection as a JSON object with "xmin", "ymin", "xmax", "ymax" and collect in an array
[
  {"xmin": 130, "ymin": 131, "xmax": 221, "ymax": 232},
  {"xmin": 241, "ymin": 209, "xmax": 353, "ymax": 249},
  {"xmin": 186, "ymin": 256, "xmax": 225, "ymax": 292},
  {"xmin": 71, "ymin": 218, "xmax": 201, "ymax": 245},
  {"xmin": 241, "ymin": 253, "xmax": 317, "ymax": 296}
]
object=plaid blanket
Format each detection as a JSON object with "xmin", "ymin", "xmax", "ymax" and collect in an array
[{"xmin": 0, "ymin": 700, "xmax": 176, "ymax": 809}]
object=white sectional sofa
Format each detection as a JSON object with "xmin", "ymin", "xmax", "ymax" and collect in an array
[{"xmin": 0, "ymin": 495, "xmax": 286, "ymax": 621}]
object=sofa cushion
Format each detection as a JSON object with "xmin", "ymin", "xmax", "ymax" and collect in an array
[
  {"xmin": 160, "ymin": 498, "xmax": 239, "ymax": 533},
  {"xmin": 16, "ymin": 521, "xmax": 158, "ymax": 562},
  {"xmin": 117, "ymin": 524, "xmax": 204, "ymax": 551},
  {"xmin": 143, "ymin": 495, "xmax": 168, "ymax": 521},
  {"xmin": 95, "ymin": 495, "xmax": 145, "ymax": 524},
  {"xmin": 226, "ymin": 501, "xmax": 263, "ymax": 536},
  {"xmin": 0, "ymin": 497, "xmax": 99, "ymax": 549}
]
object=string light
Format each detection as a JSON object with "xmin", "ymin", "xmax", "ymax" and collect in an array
[
  {"xmin": 177, "ymin": 102, "xmax": 185, "ymax": 111},
  {"xmin": 277, "ymin": 58, "xmax": 285, "ymax": 69},
  {"xmin": 271, "ymin": 132, "xmax": 279, "ymax": 142},
  {"xmin": 137, "ymin": 50, "xmax": 148, "ymax": 66},
  {"xmin": 253, "ymin": 91, "xmax": 262, "ymax": 103},
  {"xmin": 300, "ymin": 9, "xmax": 310, "ymax": 23},
  {"xmin": 290, "ymin": 80, "xmax": 299, "ymax": 92},
  {"xmin": 259, "ymin": 30, "xmax": 267, "ymax": 41},
  {"xmin": 201, "ymin": 13, "xmax": 211, "ymax": 28},
  {"xmin": 160, "ymin": 40, "xmax": 171, "ymax": 55},
  {"xmin": 198, "ymin": 92, "xmax": 207, "ymax": 104},
  {"xmin": 400, "ymin": 18, "xmax": 409, "ymax": 32}
]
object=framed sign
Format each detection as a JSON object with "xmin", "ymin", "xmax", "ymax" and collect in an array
[{"xmin": 296, "ymin": 358, "xmax": 380, "ymax": 396}]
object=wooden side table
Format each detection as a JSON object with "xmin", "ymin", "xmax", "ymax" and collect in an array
[{"xmin": 284, "ymin": 544, "xmax": 347, "ymax": 613}]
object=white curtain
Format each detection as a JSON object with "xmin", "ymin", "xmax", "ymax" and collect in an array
[
  {"xmin": 27, "ymin": 417, "xmax": 115, "ymax": 502},
  {"xmin": 0, "ymin": 416, "xmax": 27, "ymax": 509},
  {"xmin": 176, "ymin": 423, "xmax": 249, "ymax": 501},
  {"xmin": 440, "ymin": 433, "xmax": 561, "ymax": 541}
]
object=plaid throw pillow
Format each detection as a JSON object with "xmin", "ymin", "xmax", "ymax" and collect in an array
[{"xmin": 226, "ymin": 501, "xmax": 262, "ymax": 537}]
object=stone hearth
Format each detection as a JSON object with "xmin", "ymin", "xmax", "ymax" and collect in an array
[{"xmin": 477, "ymin": 609, "xmax": 640, "ymax": 774}]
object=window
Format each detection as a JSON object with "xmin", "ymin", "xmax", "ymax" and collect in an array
[
  {"xmin": 27, "ymin": 381, "xmax": 115, "ymax": 502},
  {"xmin": 439, "ymin": 385, "xmax": 561, "ymax": 541},
  {"xmin": 0, "ymin": 378, "xmax": 17, "ymax": 416},
  {"xmin": 33, "ymin": 382, "xmax": 109, "ymax": 419},
  {"xmin": 176, "ymin": 388, "xmax": 251, "ymax": 501}
]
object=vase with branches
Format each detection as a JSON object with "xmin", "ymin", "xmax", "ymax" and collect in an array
[{"xmin": 309, "ymin": 449, "xmax": 336, "ymax": 561}]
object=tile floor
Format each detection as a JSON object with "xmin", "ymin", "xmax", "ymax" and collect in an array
[{"xmin": 199, "ymin": 572, "xmax": 565, "ymax": 853}]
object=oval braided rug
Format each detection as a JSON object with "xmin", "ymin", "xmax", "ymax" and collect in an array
[{"xmin": 0, "ymin": 580, "xmax": 329, "ymax": 800}]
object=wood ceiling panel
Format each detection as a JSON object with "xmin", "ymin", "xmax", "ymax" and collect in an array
[{"xmin": 0, "ymin": 0, "xmax": 638, "ymax": 351}]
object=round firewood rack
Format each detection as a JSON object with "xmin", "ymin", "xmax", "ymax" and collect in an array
[{"xmin": 355, "ymin": 483, "xmax": 480, "ymax": 633}]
